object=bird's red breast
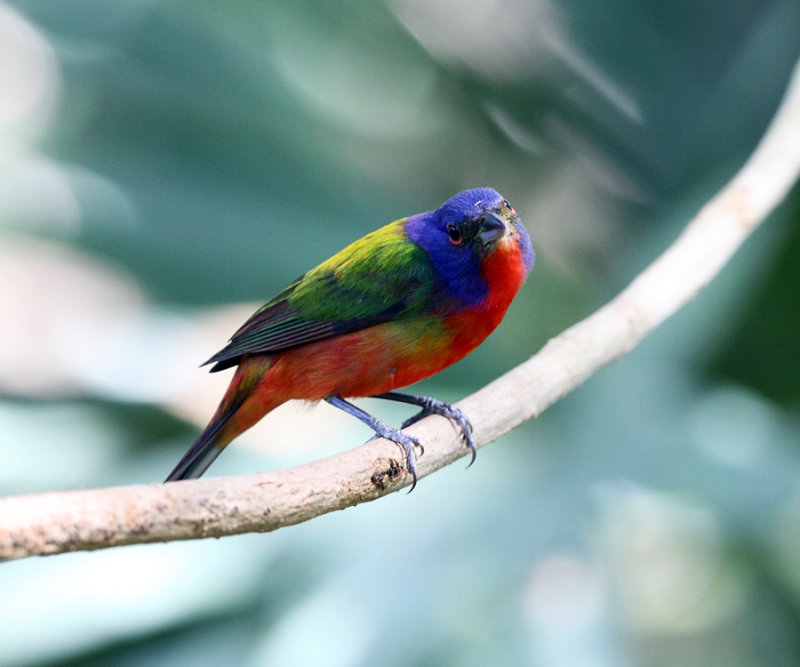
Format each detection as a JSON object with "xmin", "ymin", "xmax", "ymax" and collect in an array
[{"xmin": 441, "ymin": 228, "xmax": 529, "ymax": 360}]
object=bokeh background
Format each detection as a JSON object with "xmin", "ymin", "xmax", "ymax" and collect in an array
[{"xmin": 2, "ymin": 1, "xmax": 800, "ymax": 665}]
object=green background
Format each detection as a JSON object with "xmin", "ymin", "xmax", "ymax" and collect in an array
[{"xmin": 2, "ymin": 1, "xmax": 800, "ymax": 665}]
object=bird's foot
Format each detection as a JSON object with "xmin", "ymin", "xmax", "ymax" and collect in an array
[
  {"xmin": 326, "ymin": 395, "xmax": 422, "ymax": 491},
  {"xmin": 401, "ymin": 397, "xmax": 476, "ymax": 466},
  {"xmin": 368, "ymin": 422, "xmax": 423, "ymax": 492}
]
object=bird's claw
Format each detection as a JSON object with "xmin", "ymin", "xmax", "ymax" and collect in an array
[
  {"xmin": 369, "ymin": 424, "xmax": 422, "ymax": 492},
  {"xmin": 402, "ymin": 398, "xmax": 476, "ymax": 466}
]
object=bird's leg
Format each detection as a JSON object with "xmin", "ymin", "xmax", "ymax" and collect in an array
[
  {"xmin": 370, "ymin": 391, "xmax": 476, "ymax": 466},
  {"xmin": 326, "ymin": 395, "xmax": 423, "ymax": 491}
]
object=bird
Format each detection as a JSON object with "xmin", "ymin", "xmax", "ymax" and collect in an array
[{"xmin": 165, "ymin": 187, "xmax": 534, "ymax": 489}]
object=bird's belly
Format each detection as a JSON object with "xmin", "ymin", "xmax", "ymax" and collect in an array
[{"xmin": 257, "ymin": 309, "xmax": 500, "ymax": 402}]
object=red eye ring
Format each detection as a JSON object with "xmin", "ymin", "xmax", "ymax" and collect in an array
[
  {"xmin": 447, "ymin": 223, "xmax": 463, "ymax": 245},
  {"xmin": 503, "ymin": 199, "xmax": 517, "ymax": 216}
]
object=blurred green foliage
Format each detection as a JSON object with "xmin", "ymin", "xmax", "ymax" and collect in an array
[{"xmin": 2, "ymin": 0, "xmax": 800, "ymax": 665}]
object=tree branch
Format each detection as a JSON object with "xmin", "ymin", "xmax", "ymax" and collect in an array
[{"xmin": 3, "ymin": 59, "xmax": 800, "ymax": 561}]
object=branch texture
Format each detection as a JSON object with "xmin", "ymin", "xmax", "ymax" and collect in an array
[{"xmin": 2, "ymin": 59, "xmax": 800, "ymax": 561}]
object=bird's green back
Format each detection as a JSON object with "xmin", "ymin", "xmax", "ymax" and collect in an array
[
  {"xmin": 205, "ymin": 219, "xmax": 436, "ymax": 371},
  {"xmin": 289, "ymin": 220, "xmax": 434, "ymax": 320}
]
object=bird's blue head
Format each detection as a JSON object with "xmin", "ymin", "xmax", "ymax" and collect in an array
[{"xmin": 404, "ymin": 188, "xmax": 534, "ymax": 307}]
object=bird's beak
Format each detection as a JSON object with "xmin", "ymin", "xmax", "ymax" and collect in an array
[{"xmin": 478, "ymin": 211, "xmax": 507, "ymax": 246}]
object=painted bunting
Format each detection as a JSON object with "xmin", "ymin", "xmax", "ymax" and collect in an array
[{"xmin": 166, "ymin": 188, "xmax": 534, "ymax": 488}]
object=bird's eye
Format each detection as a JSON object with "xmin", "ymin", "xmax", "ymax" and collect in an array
[
  {"xmin": 503, "ymin": 199, "xmax": 517, "ymax": 216},
  {"xmin": 447, "ymin": 223, "xmax": 463, "ymax": 245}
]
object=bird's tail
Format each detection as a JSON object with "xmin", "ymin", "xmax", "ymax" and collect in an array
[
  {"xmin": 165, "ymin": 356, "xmax": 271, "ymax": 482},
  {"xmin": 164, "ymin": 414, "xmax": 233, "ymax": 481}
]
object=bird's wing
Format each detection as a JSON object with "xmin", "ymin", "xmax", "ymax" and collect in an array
[{"xmin": 204, "ymin": 221, "xmax": 434, "ymax": 371}]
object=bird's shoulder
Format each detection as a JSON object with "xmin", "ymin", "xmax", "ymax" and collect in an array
[{"xmin": 288, "ymin": 219, "xmax": 436, "ymax": 319}]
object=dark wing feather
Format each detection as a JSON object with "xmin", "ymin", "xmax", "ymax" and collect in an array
[{"xmin": 204, "ymin": 294, "xmax": 406, "ymax": 372}]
